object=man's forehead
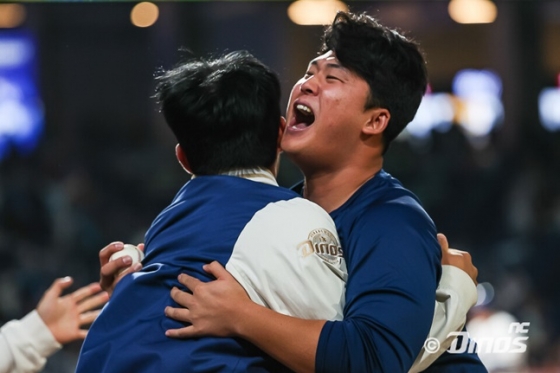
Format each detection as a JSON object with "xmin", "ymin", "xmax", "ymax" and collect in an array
[
  {"xmin": 308, "ymin": 51, "xmax": 347, "ymax": 70},
  {"xmin": 310, "ymin": 50, "xmax": 337, "ymax": 63}
]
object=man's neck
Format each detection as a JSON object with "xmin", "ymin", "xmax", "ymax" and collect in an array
[{"xmin": 302, "ymin": 161, "xmax": 383, "ymax": 213}]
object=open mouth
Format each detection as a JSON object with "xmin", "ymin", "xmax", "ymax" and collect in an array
[{"xmin": 292, "ymin": 103, "xmax": 315, "ymax": 129}]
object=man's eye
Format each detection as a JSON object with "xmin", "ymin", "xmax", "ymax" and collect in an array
[{"xmin": 327, "ymin": 75, "xmax": 341, "ymax": 81}]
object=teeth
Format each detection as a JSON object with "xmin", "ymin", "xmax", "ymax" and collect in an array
[{"xmin": 296, "ymin": 104, "xmax": 313, "ymax": 115}]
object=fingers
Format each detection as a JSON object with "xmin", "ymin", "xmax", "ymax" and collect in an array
[
  {"xmin": 101, "ymin": 255, "xmax": 132, "ymax": 278},
  {"xmin": 442, "ymin": 248, "xmax": 479, "ymax": 286},
  {"xmin": 437, "ymin": 233, "xmax": 449, "ymax": 252},
  {"xmin": 76, "ymin": 329, "xmax": 88, "ymax": 340},
  {"xmin": 76, "ymin": 290, "xmax": 109, "ymax": 314},
  {"xmin": 170, "ymin": 286, "xmax": 193, "ymax": 308},
  {"xmin": 165, "ymin": 301, "xmax": 196, "ymax": 339},
  {"xmin": 99, "ymin": 242, "xmax": 124, "ymax": 266},
  {"xmin": 136, "ymin": 243, "xmax": 145, "ymax": 252},
  {"xmin": 116, "ymin": 262, "xmax": 143, "ymax": 279},
  {"xmin": 165, "ymin": 305, "xmax": 191, "ymax": 323},
  {"xmin": 79, "ymin": 310, "xmax": 102, "ymax": 326},
  {"xmin": 99, "ymin": 242, "xmax": 128, "ymax": 292},
  {"xmin": 470, "ymin": 261, "xmax": 479, "ymax": 285},
  {"xmin": 448, "ymin": 248, "xmax": 471, "ymax": 260},
  {"xmin": 165, "ymin": 326, "xmax": 196, "ymax": 339},
  {"xmin": 177, "ymin": 273, "xmax": 203, "ymax": 292},
  {"xmin": 202, "ymin": 261, "xmax": 229, "ymax": 280},
  {"xmin": 45, "ymin": 277, "xmax": 74, "ymax": 300},
  {"xmin": 100, "ymin": 258, "xmax": 133, "ymax": 292},
  {"xmin": 71, "ymin": 282, "xmax": 102, "ymax": 303},
  {"xmin": 100, "ymin": 261, "xmax": 142, "ymax": 296}
]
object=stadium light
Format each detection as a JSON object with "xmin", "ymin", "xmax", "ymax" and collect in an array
[
  {"xmin": 288, "ymin": 0, "xmax": 348, "ymax": 26},
  {"xmin": 539, "ymin": 87, "xmax": 560, "ymax": 132},
  {"xmin": 0, "ymin": 3, "xmax": 26, "ymax": 29},
  {"xmin": 131, "ymin": 2, "xmax": 159, "ymax": 28},
  {"xmin": 452, "ymin": 69, "xmax": 504, "ymax": 138},
  {"xmin": 448, "ymin": 0, "xmax": 497, "ymax": 24}
]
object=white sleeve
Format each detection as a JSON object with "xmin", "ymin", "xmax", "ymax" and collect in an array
[
  {"xmin": 0, "ymin": 310, "xmax": 61, "ymax": 373},
  {"xmin": 226, "ymin": 197, "xmax": 346, "ymax": 321},
  {"xmin": 409, "ymin": 265, "xmax": 478, "ymax": 373}
]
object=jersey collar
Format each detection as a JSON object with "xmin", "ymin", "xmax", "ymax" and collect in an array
[{"xmin": 220, "ymin": 168, "xmax": 278, "ymax": 186}]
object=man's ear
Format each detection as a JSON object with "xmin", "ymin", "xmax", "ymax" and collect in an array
[
  {"xmin": 362, "ymin": 108, "xmax": 390, "ymax": 136},
  {"xmin": 277, "ymin": 117, "xmax": 287, "ymax": 152},
  {"xmin": 175, "ymin": 144, "xmax": 193, "ymax": 174}
]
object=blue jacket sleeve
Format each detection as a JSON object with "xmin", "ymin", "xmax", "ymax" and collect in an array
[{"xmin": 316, "ymin": 203, "xmax": 441, "ymax": 373}]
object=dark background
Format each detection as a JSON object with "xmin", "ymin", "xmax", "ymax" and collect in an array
[{"xmin": 0, "ymin": 1, "xmax": 559, "ymax": 371}]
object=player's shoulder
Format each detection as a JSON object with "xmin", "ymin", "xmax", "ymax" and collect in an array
[
  {"xmin": 259, "ymin": 196, "xmax": 331, "ymax": 222},
  {"xmin": 375, "ymin": 192, "xmax": 428, "ymax": 218},
  {"xmin": 351, "ymin": 182, "xmax": 434, "ymax": 234},
  {"xmin": 243, "ymin": 196, "xmax": 339, "ymax": 248},
  {"xmin": 354, "ymin": 199, "xmax": 432, "ymax": 238},
  {"xmin": 248, "ymin": 197, "xmax": 337, "ymax": 239}
]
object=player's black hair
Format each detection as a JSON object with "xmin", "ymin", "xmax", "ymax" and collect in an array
[
  {"xmin": 155, "ymin": 51, "xmax": 281, "ymax": 175},
  {"xmin": 321, "ymin": 11, "xmax": 428, "ymax": 154}
]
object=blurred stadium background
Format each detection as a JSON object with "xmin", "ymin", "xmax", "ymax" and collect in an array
[{"xmin": 0, "ymin": 1, "xmax": 559, "ymax": 371}]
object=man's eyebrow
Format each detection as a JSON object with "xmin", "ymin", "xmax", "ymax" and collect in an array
[
  {"xmin": 309, "ymin": 60, "xmax": 348, "ymax": 72},
  {"xmin": 326, "ymin": 63, "xmax": 347, "ymax": 72},
  {"xmin": 308, "ymin": 60, "xmax": 319, "ymax": 69}
]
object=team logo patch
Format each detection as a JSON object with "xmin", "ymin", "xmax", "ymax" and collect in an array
[{"xmin": 298, "ymin": 228, "xmax": 343, "ymax": 265}]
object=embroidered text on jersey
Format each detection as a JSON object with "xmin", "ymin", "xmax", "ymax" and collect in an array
[{"xmin": 298, "ymin": 228, "xmax": 343, "ymax": 265}]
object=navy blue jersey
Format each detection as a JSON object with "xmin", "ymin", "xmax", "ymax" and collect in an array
[
  {"xmin": 76, "ymin": 170, "xmax": 346, "ymax": 373},
  {"xmin": 313, "ymin": 170, "xmax": 441, "ymax": 372},
  {"xmin": 309, "ymin": 170, "xmax": 486, "ymax": 372}
]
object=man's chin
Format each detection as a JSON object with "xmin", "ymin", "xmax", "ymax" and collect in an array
[{"xmin": 280, "ymin": 137, "xmax": 300, "ymax": 156}]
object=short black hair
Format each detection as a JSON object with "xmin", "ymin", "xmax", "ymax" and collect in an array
[
  {"xmin": 155, "ymin": 51, "xmax": 281, "ymax": 175},
  {"xmin": 321, "ymin": 11, "xmax": 428, "ymax": 154}
]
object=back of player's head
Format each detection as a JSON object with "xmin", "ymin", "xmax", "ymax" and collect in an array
[
  {"xmin": 321, "ymin": 11, "xmax": 428, "ymax": 154},
  {"xmin": 155, "ymin": 51, "xmax": 281, "ymax": 175}
]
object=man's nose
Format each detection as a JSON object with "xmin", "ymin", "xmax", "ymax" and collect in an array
[{"xmin": 300, "ymin": 76, "xmax": 318, "ymax": 95}]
